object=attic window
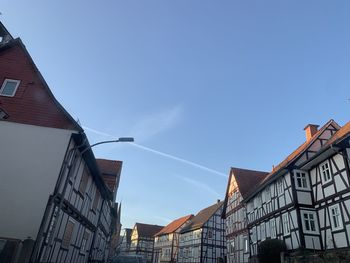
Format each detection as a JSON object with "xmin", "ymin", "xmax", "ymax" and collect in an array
[
  {"xmin": 0, "ymin": 79, "xmax": 20, "ymax": 97},
  {"xmin": 0, "ymin": 108, "xmax": 9, "ymax": 119}
]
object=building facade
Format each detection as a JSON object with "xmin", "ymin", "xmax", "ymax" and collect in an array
[
  {"xmin": 177, "ymin": 201, "xmax": 226, "ymax": 263},
  {"xmin": 129, "ymin": 223, "xmax": 164, "ymax": 263},
  {"xmin": 222, "ymin": 168, "xmax": 268, "ymax": 263},
  {"xmin": 0, "ymin": 22, "xmax": 122, "ymax": 263},
  {"xmin": 224, "ymin": 120, "xmax": 350, "ymax": 262},
  {"xmin": 153, "ymin": 215, "xmax": 193, "ymax": 263}
]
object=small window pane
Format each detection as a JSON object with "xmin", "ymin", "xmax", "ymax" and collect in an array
[{"xmin": 1, "ymin": 79, "xmax": 20, "ymax": 97}]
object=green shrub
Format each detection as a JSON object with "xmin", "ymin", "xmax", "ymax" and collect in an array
[{"xmin": 258, "ymin": 239, "xmax": 286, "ymax": 263}]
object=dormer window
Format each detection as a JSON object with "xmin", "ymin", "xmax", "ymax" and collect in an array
[{"xmin": 0, "ymin": 79, "xmax": 20, "ymax": 97}]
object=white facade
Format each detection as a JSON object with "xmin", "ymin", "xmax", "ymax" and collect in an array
[{"xmin": 0, "ymin": 121, "xmax": 73, "ymax": 240}]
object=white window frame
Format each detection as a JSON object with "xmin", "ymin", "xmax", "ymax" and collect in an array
[
  {"xmin": 0, "ymin": 79, "xmax": 20, "ymax": 97},
  {"xmin": 282, "ymin": 213, "xmax": 290, "ymax": 236},
  {"xmin": 320, "ymin": 160, "xmax": 332, "ymax": 184},
  {"xmin": 277, "ymin": 179, "xmax": 284, "ymax": 196},
  {"xmin": 270, "ymin": 219, "xmax": 276, "ymax": 238},
  {"xmin": 329, "ymin": 204, "xmax": 343, "ymax": 231},
  {"xmin": 294, "ymin": 170, "xmax": 310, "ymax": 190},
  {"xmin": 301, "ymin": 211, "xmax": 319, "ymax": 234}
]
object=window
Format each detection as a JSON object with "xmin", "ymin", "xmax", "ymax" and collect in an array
[
  {"xmin": 243, "ymin": 236, "xmax": 249, "ymax": 252},
  {"xmin": 0, "ymin": 79, "xmax": 20, "ymax": 97},
  {"xmin": 251, "ymin": 227, "xmax": 256, "ymax": 243},
  {"xmin": 62, "ymin": 220, "xmax": 75, "ymax": 248},
  {"xmin": 295, "ymin": 170, "xmax": 309, "ymax": 189},
  {"xmin": 301, "ymin": 211, "xmax": 317, "ymax": 233},
  {"xmin": 277, "ymin": 179, "xmax": 284, "ymax": 195},
  {"xmin": 330, "ymin": 204, "xmax": 343, "ymax": 231},
  {"xmin": 321, "ymin": 161, "xmax": 332, "ymax": 183},
  {"xmin": 270, "ymin": 219, "xmax": 276, "ymax": 238},
  {"xmin": 261, "ymin": 223, "xmax": 266, "ymax": 240},
  {"xmin": 208, "ymin": 230, "xmax": 212, "ymax": 239},
  {"xmin": 92, "ymin": 189, "xmax": 100, "ymax": 210},
  {"xmin": 80, "ymin": 231, "xmax": 89, "ymax": 253},
  {"xmin": 79, "ymin": 169, "xmax": 89, "ymax": 194},
  {"xmin": 265, "ymin": 186, "xmax": 271, "ymax": 202},
  {"xmin": 282, "ymin": 214, "xmax": 290, "ymax": 236},
  {"xmin": 229, "ymin": 240, "xmax": 235, "ymax": 253}
]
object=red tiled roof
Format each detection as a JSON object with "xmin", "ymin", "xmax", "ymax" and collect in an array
[
  {"xmin": 155, "ymin": 215, "xmax": 193, "ymax": 236},
  {"xmin": 325, "ymin": 121, "xmax": 350, "ymax": 146},
  {"xmin": 231, "ymin": 168, "xmax": 269, "ymax": 199},
  {"xmin": 181, "ymin": 201, "xmax": 223, "ymax": 233},
  {"xmin": 135, "ymin": 223, "xmax": 164, "ymax": 238},
  {"xmin": 96, "ymin": 159, "xmax": 122, "ymax": 192},
  {"xmin": 0, "ymin": 38, "xmax": 82, "ymax": 131}
]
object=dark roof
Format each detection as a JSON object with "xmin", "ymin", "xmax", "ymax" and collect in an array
[
  {"xmin": 96, "ymin": 159, "xmax": 122, "ymax": 193},
  {"xmin": 155, "ymin": 215, "xmax": 193, "ymax": 236},
  {"xmin": 0, "ymin": 22, "xmax": 82, "ymax": 131},
  {"xmin": 232, "ymin": 168, "xmax": 269, "ymax": 199},
  {"xmin": 221, "ymin": 168, "xmax": 268, "ymax": 218},
  {"xmin": 135, "ymin": 223, "xmax": 164, "ymax": 238},
  {"xmin": 123, "ymin": 228, "xmax": 132, "ymax": 244},
  {"xmin": 181, "ymin": 201, "xmax": 223, "ymax": 233}
]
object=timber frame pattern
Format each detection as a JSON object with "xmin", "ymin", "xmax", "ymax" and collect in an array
[
  {"xmin": 177, "ymin": 202, "xmax": 226, "ymax": 263},
  {"xmin": 32, "ymin": 135, "xmax": 118, "ymax": 263},
  {"xmin": 223, "ymin": 120, "xmax": 350, "ymax": 262}
]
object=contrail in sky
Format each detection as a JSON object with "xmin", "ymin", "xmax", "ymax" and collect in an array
[{"xmin": 83, "ymin": 126, "xmax": 228, "ymax": 178}]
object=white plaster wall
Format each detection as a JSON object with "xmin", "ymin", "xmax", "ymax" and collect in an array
[
  {"xmin": 0, "ymin": 121, "xmax": 73, "ymax": 240},
  {"xmin": 297, "ymin": 192, "xmax": 312, "ymax": 205}
]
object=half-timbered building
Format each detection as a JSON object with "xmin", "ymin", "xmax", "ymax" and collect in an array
[
  {"xmin": 129, "ymin": 223, "xmax": 164, "ymax": 263},
  {"xmin": 222, "ymin": 168, "xmax": 268, "ymax": 263},
  {"xmin": 177, "ymin": 201, "xmax": 226, "ymax": 263},
  {"xmin": 239, "ymin": 120, "xmax": 350, "ymax": 260},
  {"xmin": 153, "ymin": 215, "xmax": 193, "ymax": 263},
  {"xmin": 118, "ymin": 228, "xmax": 133, "ymax": 255},
  {"xmin": 0, "ymin": 22, "xmax": 123, "ymax": 263}
]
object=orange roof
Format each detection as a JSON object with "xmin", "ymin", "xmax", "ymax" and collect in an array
[
  {"xmin": 325, "ymin": 121, "xmax": 350, "ymax": 146},
  {"xmin": 155, "ymin": 215, "xmax": 193, "ymax": 236},
  {"xmin": 259, "ymin": 119, "xmax": 339, "ymax": 186}
]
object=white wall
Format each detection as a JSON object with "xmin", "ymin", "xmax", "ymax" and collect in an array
[{"xmin": 0, "ymin": 121, "xmax": 73, "ymax": 240}]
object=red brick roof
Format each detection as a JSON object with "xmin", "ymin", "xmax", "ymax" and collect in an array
[
  {"xmin": 0, "ymin": 37, "xmax": 82, "ymax": 131},
  {"xmin": 154, "ymin": 214, "xmax": 193, "ymax": 236},
  {"xmin": 135, "ymin": 223, "xmax": 164, "ymax": 238},
  {"xmin": 96, "ymin": 159, "xmax": 122, "ymax": 193}
]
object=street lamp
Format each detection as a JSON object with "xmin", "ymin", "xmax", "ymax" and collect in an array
[{"xmin": 81, "ymin": 137, "xmax": 134, "ymax": 154}]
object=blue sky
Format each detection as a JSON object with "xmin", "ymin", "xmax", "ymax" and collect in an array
[{"xmin": 3, "ymin": 1, "xmax": 350, "ymax": 228}]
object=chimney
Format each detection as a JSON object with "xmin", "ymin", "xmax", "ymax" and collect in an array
[
  {"xmin": 304, "ymin": 124, "xmax": 319, "ymax": 141},
  {"xmin": 217, "ymin": 199, "xmax": 220, "ymax": 204}
]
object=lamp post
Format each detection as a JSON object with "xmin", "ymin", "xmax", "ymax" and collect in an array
[
  {"xmin": 80, "ymin": 137, "xmax": 134, "ymax": 154},
  {"xmin": 35, "ymin": 136, "xmax": 134, "ymax": 262}
]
